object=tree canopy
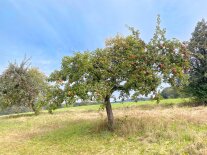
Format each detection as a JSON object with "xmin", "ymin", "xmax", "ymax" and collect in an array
[
  {"xmin": 161, "ymin": 87, "xmax": 182, "ymax": 99},
  {"xmin": 186, "ymin": 19, "xmax": 207, "ymax": 103},
  {"xmin": 50, "ymin": 16, "xmax": 190, "ymax": 129},
  {"xmin": 0, "ymin": 60, "xmax": 48, "ymax": 114}
]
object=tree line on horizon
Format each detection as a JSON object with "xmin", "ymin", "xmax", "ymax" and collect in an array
[{"xmin": 0, "ymin": 16, "xmax": 207, "ymax": 129}]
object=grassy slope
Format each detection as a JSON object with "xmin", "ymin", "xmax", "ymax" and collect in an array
[{"xmin": 0, "ymin": 98, "xmax": 207, "ymax": 155}]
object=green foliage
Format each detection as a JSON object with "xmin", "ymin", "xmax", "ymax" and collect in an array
[
  {"xmin": 0, "ymin": 105, "xmax": 31, "ymax": 115},
  {"xmin": 0, "ymin": 59, "xmax": 48, "ymax": 114},
  {"xmin": 148, "ymin": 15, "xmax": 190, "ymax": 87},
  {"xmin": 186, "ymin": 19, "xmax": 207, "ymax": 104},
  {"xmin": 161, "ymin": 87, "xmax": 182, "ymax": 99},
  {"xmin": 44, "ymin": 84, "xmax": 66, "ymax": 114},
  {"xmin": 49, "ymin": 16, "xmax": 190, "ymax": 127}
]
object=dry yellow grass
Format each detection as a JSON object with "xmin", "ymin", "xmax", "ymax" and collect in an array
[{"xmin": 0, "ymin": 104, "xmax": 207, "ymax": 154}]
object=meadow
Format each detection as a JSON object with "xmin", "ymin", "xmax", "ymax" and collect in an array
[{"xmin": 0, "ymin": 98, "xmax": 207, "ymax": 155}]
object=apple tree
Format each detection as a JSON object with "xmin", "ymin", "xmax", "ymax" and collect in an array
[
  {"xmin": 50, "ymin": 17, "xmax": 189, "ymax": 129},
  {"xmin": 0, "ymin": 60, "xmax": 48, "ymax": 114}
]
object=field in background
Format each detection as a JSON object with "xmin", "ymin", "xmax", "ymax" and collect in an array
[
  {"xmin": 0, "ymin": 98, "xmax": 189, "ymax": 118},
  {"xmin": 58, "ymin": 98, "xmax": 190, "ymax": 112},
  {"xmin": 0, "ymin": 98, "xmax": 207, "ymax": 154}
]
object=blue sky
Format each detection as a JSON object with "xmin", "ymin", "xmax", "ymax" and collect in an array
[{"xmin": 0, "ymin": 0, "xmax": 207, "ymax": 75}]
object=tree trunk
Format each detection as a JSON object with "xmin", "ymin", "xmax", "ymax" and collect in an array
[
  {"xmin": 105, "ymin": 95, "xmax": 114, "ymax": 130},
  {"xmin": 31, "ymin": 102, "xmax": 39, "ymax": 115}
]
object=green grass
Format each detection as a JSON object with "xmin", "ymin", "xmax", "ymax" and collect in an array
[
  {"xmin": 0, "ymin": 98, "xmax": 207, "ymax": 155},
  {"xmin": 57, "ymin": 98, "xmax": 189, "ymax": 112},
  {"xmin": 0, "ymin": 98, "xmax": 189, "ymax": 118}
]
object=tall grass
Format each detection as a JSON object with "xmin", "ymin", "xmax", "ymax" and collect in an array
[{"xmin": 0, "ymin": 98, "xmax": 207, "ymax": 154}]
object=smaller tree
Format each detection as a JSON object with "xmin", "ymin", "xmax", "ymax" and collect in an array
[
  {"xmin": 44, "ymin": 84, "xmax": 66, "ymax": 114},
  {"xmin": 27, "ymin": 67, "xmax": 48, "ymax": 114},
  {"xmin": 0, "ymin": 59, "xmax": 48, "ymax": 114},
  {"xmin": 161, "ymin": 87, "xmax": 181, "ymax": 99}
]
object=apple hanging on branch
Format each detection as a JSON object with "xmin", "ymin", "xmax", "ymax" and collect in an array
[{"xmin": 49, "ymin": 16, "xmax": 190, "ymax": 130}]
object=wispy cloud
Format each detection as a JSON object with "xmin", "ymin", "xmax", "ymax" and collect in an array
[{"xmin": 0, "ymin": 0, "xmax": 207, "ymax": 75}]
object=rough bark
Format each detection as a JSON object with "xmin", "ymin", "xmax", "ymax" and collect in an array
[{"xmin": 105, "ymin": 95, "xmax": 114, "ymax": 130}]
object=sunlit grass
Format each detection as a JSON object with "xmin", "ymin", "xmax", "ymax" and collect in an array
[
  {"xmin": 57, "ymin": 98, "xmax": 190, "ymax": 112},
  {"xmin": 1, "ymin": 98, "xmax": 206, "ymax": 155}
]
